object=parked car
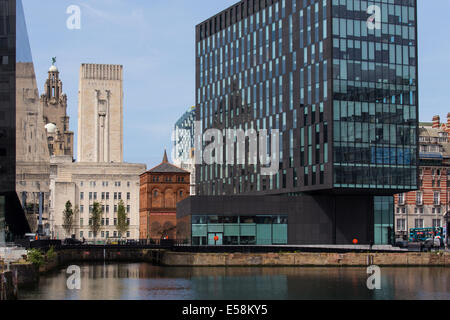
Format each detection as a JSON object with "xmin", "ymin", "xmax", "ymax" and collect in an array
[
  {"xmin": 422, "ymin": 238, "xmax": 435, "ymax": 252},
  {"xmin": 24, "ymin": 233, "xmax": 38, "ymax": 241},
  {"xmin": 126, "ymin": 239, "xmax": 137, "ymax": 245},
  {"xmin": 63, "ymin": 238, "xmax": 82, "ymax": 245}
]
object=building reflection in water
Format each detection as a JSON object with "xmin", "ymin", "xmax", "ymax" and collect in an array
[{"xmin": 19, "ymin": 263, "xmax": 450, "ymax": 300}]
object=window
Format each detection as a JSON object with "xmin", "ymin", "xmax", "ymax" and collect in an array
[
  {"xmin": 416, "ymin": 191, "xmax": 422, "ymax": 205},
  {"xmin": 80, "ymin": 192, "xmax": 84, "ymax": 200},
  {"xmin": 80, "ymin": 205, "xmax": 84, "ymax": 213},
  {"xmin": 106, "ymin": 192, "xmax": 110, "ymax": 200},
  {"xmin": 80, "ymin": 218, "xmax": 84, "ymax": 226},
  {"xmin": 126, "ymin": 231, "xmax": 130, "ymax": 238},
  {"xmin": 433, "ymin": 192, "xmax": 440, "ymax": 205},
  {"xmin": 80, "ymin": 231, "xmax": 83, "ymax": 238},
  {"xmin": 432, "ymin": 219, "xmax": 441, "ymax": 228},
  {"xmin": 127, "ymin": 192, "xmax": 130, "ymax": 200},
  {"xmin": 89, "ymin": 192, "xmax": 92, "ymax": 200},
  {"xmin": 398, "ymin": 193, "xmax": 405, "ymax": 205},
  {"xmin": 414, "ymin": 219, "xmax": 424, "ymax": 228},
  {"xmin": 396, "ymin": 219, "xmax": 406, "ymax": 232}
]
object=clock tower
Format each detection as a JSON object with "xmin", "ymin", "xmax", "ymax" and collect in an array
[{"xmin": 40, "ymin": 58, "xmax": 74, "ymax": 157}]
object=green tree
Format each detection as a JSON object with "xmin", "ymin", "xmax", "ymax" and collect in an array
[
  {"xmin": 90, "ymin": 202, "xmax": 102, "ymax": 243},
  {"xmin": 62, "ymin": 201, "xmax": 74, "ymax": 237},
  {"xmin": 116, "ymin": 200, "xmax": 129, "ymax": 239}
]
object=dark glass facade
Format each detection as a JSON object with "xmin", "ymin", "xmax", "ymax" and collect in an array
[
  {"xmin": 332, "ymin": 0, "xmax": 418, "ymax": 190},
  {"xmin": 191, "ymin": 214, "xmax": 288, "ymax": 245},
  {"xmin": 195, "ymin": 0, "xmax": 418, "ymax": 196},
  {"xmin": 0, "ymin": 0, "xmax": 32, "ymax": 241},
  {"xmin": 0, "ymin": 0, "xmax": 16, "ymax": 198}
]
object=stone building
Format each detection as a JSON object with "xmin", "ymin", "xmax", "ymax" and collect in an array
[
  {"xmin": 77, "ymin": 64, "xmax": 123, "ymax": 163},
  {"xmin": 50, "ymin": 157, "xmax": 145, "ymax": 240},
  {"xmin": 41, "ymin": 61, "xmax": 74, "ymax": 157},
  {"xmin": 394, "ymin": 115, "xmax": 450, "ymax": 240},
  {"xmin": 48, "ymin": 63, "xmax": 146, "ymax": 240},
  {"xmin": 15, "ymin": 55, "xmax": 51, "ymax": 235},
  {"xmin": 139, "ymin": 151, "xmax": 190, "ymax": 240}
]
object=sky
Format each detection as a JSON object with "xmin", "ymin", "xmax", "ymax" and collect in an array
[{"xmin": 22, "ymin": 0, "xmax": 450, "ymax": 169}]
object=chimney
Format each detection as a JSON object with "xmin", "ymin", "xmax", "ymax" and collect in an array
[{"xmin": 432, "ymin": 115, "xmax": 440, "ymax": 129}]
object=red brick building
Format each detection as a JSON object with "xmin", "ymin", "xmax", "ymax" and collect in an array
[
  {"xmin": 139, "ymin": 151, "xmax": 190, "ymax": 239},
  {"xmin": 394, "ymin": 115, "xmax": 450, "ymax": 241}
]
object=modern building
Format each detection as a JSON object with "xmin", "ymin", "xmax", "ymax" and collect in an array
[
  {"xmin": 173, "ymin": 106, "xmax": 196, "ymax": 195},
  {"xmin": 41, "ymin": 60, "xmax": 74, "ymax": 157},
  {"xmin": 139, "ymin": 151, "xmax": 190, "ymax": 240},
  {"xmin": 395, "ymin": 115, "xmax": 450, "ymax": 240},
  {"xmin": 1, "ymin": 0, "xmax": 54, "ymax": 243},
  {"xmin": 178, "ymin": 0, "xmax": 418, "ymax": 245},
  {"xmin": 49, "ymin": 63, "xmax": 146, "ymax": 240}
]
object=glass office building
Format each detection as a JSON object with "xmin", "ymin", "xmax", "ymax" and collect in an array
[
  {"xmin": 174, "ymin": 106, "xmax": 196, "ymax": 164},
  {"xmin": 182, "ymin": 0, "xmax": 418, "ymax": 245},
  {"xmin": 0, "ymin": 0, "xmax": 33, "ymax": 242},
  {"xmin": 195, "ymin": 0, "xmax": 417, "ymax": 195}
]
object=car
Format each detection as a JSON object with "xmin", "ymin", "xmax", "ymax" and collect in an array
[
  {"xmin": 63, "ymin": 238, "xmax": 83, "ymax": 245},
  {"xmin": 126, "ymin": 239, "xmax": 137, "ymax": 245},
  {"xmin": 422, "ymin": 238, "xmax": 434, "ymax": 252},
  {"xmin": 24, "ymin": 233, "xmax": 38, "ymax": 241}
]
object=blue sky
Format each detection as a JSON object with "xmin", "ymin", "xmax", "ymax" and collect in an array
[{"xmin": 22, "ymin": 0, "xmax": 450, "ymax": 169}]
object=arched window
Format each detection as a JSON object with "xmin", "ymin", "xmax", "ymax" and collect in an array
[{"xmin": 154, "ymin": 190, "xmax": 158, "ymax": 197}]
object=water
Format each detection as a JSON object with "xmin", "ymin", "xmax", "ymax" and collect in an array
[{"xmin": 19, "ymin": 263, "xmax": 450, "ymax": 300}]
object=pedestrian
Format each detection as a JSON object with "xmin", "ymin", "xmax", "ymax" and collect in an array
[{"xmin": 434, "ymin": 235, "xmax": 441, "ymax": 252}]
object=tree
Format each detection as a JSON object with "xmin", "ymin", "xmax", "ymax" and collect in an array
[
  {"xmin": 90, "ymin": 202, "xmax": 102, "ymax": 243},
  {"xmin": 116, "ymin": 200, "xmax": 129, "ymax": 239},
  {"xmin": 62, "ymin": 201, "xmax": 74, "ymax": 237}
]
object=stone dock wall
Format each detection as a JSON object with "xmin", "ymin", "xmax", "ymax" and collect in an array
[
  {"xmin": 0, "ymin": 270, "xmax": 18, "ymax": 300},
  {"xmin": 160, "ymin": 251, "xmax": 450, "ymax": 267}
]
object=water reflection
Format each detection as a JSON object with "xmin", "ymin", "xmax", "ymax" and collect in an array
[{"xmin": 19, "ymin": 263, "xmax": 450, "ymax": 300}]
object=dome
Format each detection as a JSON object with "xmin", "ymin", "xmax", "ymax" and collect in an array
[
  {"xmin": 45, "ymin": 123, "xmax": 57, "ymax": 133},
  {"xmin": 49, "ymin": 65, "xmax": 58, "ymax": 72}
]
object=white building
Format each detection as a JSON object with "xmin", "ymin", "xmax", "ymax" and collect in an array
[
  {"xmin": 49, "ymin": 63, "xmax": 146, "ymax": 241},
  {"xmin": 49, "ymin": 157, "xmax": 145, "ymax": 240}
]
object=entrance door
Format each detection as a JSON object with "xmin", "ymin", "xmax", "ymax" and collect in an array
[{"xmin": 208, "ymin": 233, "xmax": 223, "ymax": 245}]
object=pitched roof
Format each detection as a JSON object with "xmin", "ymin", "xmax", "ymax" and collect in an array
[
  {"xmin": 144, "ymin": 150, "xmax": 189, "ymax": 174},
  {"xmin": 148, "ymin": 162, "xmax": 189, "ymax": 173}
]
